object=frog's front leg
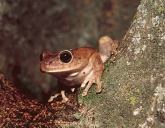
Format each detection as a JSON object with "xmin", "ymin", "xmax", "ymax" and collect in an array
[
  {"xmin": 81, "ymin": 71, "xmax": 102, "ymax": 96},
  {"xmin": 48, "ymin": 93, "xmax": 61, "ymax": 102},
  {"xmin": 81, "ymin": 71, "xmax": 93, "ymax": 88},
  {"xmin": 61, "ymin": 90, "xmax": 69, "ymax": 102},
  {"xmin": 81, "ymin": 53, "xmax": 103, "ymax": 96},
  {"xmin": 48, "ymin": 90, "xmax": 68, "ymax": 102}
]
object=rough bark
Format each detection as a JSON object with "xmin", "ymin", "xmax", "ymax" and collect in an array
[
  {"xmin": 0, "ymin": 74, "xmax": 80, "ymax": 127},
  {"xmin": 72, "ymin": 0, "xmax": 165, "ymax": 127}
]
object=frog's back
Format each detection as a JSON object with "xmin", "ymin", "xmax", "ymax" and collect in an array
[{"xmin": 71, "ymin": 47, "xmax": 98, "ymax": 59}]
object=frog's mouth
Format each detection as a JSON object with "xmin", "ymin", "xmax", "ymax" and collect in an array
[{"xmin": 40, "ymin": 63, "xmax": 82, "ymax": 74}]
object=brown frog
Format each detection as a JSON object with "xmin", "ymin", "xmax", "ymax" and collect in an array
[{"xmin": 40, "ymin": 36, "xmax": 118, "ymax": 102}]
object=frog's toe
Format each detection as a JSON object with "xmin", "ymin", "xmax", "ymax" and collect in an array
[
  {"xmin": 96, "ymin": 88, "xmax": 102, "ymax": 93},
  {"xmin": 81, "ymin": 83, "xmax": 86, "ymax": 88},
  {"xmin": 48, "ymin": 98, "xmax": 53, "ymax": 102},
  {"xmin": 61, "ymin": 97, "xmax": 68, "ymax": 103},
  {"xmin": 61, "ymin": 90, "xmax": 69, "ymax": 102},
  {"xmin": 48, "ymin": 93, "xmax": 60, "ymax": 102},
  {"xmin": 82, "ymin": 91, "xmax": 87, "ymax": 96}
]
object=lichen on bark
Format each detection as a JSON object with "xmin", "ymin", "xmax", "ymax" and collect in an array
[{"xmin": 73, "ymin": 0, "xmax": 165, "ymax": 127}]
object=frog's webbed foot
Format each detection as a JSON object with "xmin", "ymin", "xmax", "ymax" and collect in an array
[{"xmin": 81, "ymin": 72, "xmax": 102, "ymax": 97}]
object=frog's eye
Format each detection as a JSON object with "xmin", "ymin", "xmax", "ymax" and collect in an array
[{"xmin": 59, "ymin": 50, "xmax": 73, "ymax": 63}]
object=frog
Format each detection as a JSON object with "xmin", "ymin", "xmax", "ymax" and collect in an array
[{"xmin": 40, "ymin": 36, "xmax": 118, "ymax": 102}]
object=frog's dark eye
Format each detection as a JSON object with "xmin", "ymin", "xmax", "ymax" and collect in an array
[{"xmin": 59, "ymin": 50, "xmax": 72, "ymax": 63}]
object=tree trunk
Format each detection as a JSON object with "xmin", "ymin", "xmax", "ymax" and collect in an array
[{"xmin": 74, "ymin": 0, "xmax": 165, "ymax": 127}]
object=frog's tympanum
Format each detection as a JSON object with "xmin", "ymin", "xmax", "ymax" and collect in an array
[{"xmin": 40, "ymin": 36, "xmax": 118, "ymax": 102}]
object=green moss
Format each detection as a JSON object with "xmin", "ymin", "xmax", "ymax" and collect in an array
[
  {"xmin": 123, "ymin": 84, "xmax": 130, "ymax": 90},
  {"xmin": 104, "ymin": 61, "xmax": 113, "ymax": 69},
  {"xmin": 157, "ymin": 7, "xmax": 163, "ymax": 13},
  {"xmin": 78, "ymin": 86, "xmax": 97, "ymax": 106},
  {"xmin": 136, "ymin": 62, "xmax": 142, "ymax": 67},
  {"xmin": 135, "ymin": 88, "xmax": 141, "ymax": 93},
  {"xmin": 73, "ymin": 113, "xmax": 81, "ymax": 120},
  {"xmin": 130, "ymin": 97, "xmax": 136, "ymax": 105},
  {"xmin": 69, "ymin": 123, "xmax": 79, "ymax": 128}
]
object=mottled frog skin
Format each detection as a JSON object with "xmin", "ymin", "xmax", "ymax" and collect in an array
[{"xmin": 40, "ymin": 36, "xmax": 118, "ymax": 102}]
